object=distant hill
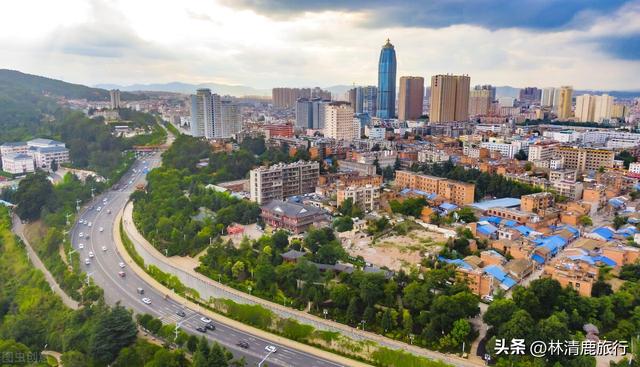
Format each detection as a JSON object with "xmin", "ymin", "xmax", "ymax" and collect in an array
[
  {"xmin": 0, "ymin": 69, "xmax": 141, "ymax": 101},
  {"xmin": 95, "ymin": 81, "xmax": 271, "ymax": 97}
]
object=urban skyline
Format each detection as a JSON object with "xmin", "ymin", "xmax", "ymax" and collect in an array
[{"xmin": 1, "ymin": 0, "xmax": 640, "ymax": 90}]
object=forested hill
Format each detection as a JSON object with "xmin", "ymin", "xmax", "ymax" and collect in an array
[{"xmin": 0, "ymin": 69, "xmax": 142, "ymax": 101}]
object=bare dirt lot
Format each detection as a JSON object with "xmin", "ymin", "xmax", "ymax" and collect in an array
[{"xmin": 343, "ymin": 229, "xmax": 447, "ymax": 271}]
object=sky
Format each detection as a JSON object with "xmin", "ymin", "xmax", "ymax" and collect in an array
[{"xmin": 1, "ymin": 0, "xmax": 639, "ymax": 90}]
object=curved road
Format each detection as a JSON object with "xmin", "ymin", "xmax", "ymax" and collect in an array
[{"xmin": 70, "ymin": 153, "xmax": 345, "ymax": 367}]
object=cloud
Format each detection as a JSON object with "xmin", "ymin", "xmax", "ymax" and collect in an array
[{"xmin": 222, "ymin": 0, "xmax": 630, "ymax": 30}]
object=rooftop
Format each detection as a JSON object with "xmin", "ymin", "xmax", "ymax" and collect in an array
[{"xmin": 471, "ymin": 197, "xmax": 521, "ymax": 211}]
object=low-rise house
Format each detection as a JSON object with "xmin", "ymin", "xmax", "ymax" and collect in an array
[
  {"xmin": 505, "ymin": 258, "xmax": 534, "ymax": 281},
  {"xmin": 260, "ymin": 200, "xmax": 325, "ymax": 234}
]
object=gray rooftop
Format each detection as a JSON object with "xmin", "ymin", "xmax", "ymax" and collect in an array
[{"xmin": 262, "ymin": 200, "xmax": 322, "ymax": 218}]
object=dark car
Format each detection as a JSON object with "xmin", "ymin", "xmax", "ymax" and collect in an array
[
  {"xmin": 196, "ymin": 326, "xmax": 206, "ymax": 333},
  {"xmin": 176, "ymin": 310, "xmax": 186, "ymax": 317},
  {"xmin": 204, "ymin": 323, "xmax": 216, "ymax": 331},
  {"xmin": 236, "ymin": 341, "xmax": 249, "ymax": 349}
]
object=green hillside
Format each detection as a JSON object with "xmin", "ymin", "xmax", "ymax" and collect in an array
[{"xmin": 0, "ymin": 69, "xmax": 143, "ymax": 101}]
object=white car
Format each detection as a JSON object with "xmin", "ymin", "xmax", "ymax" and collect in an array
[
  {"xmin": 96, "ymin": 207, "xmax": 101, "ymax": 212},
  {"xmin": 79, "ymin": 243, "xmax": 84, "ymax": 249},
  {"xmin": 88, "ymin": 251, "xmax": 94, "ymax": 258},
  {"xmin": 119, "ymin": 262, "xmax": 126, "ymax": 268},
  {"xmin": 142, "ymin": 298, "xmax": 151, "ymax": 305},
  {"xmin": 265, "ymin": 345, "xmax": 277, "ymax": 353},
  {"xmin": 200, "ymin": 317, "xmax": 212, "ymax": 324},
  {"xmin": 101, "ymin": 246, "xmax": 107, "ymax": 252},
  {"xmin": 79, "ymin": 232, "xmax": 84, "ymax": 238},
  {"xmin": 84, "ymin": 258, "xmax": 90, "ymax": 265},
  {"xmin": 88, "ymin": 222, "xmax": 92, "ymax": 227},
  {"xmin": 99, "ymin": 227, "xmax": 104, "ymax": 232}
]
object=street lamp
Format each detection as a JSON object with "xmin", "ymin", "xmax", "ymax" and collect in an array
[
  {"xmin": 361, "ymin": 320, "xmax": 366, "ymax": 331},
  {"xmin": 323, "ymin": 309, "xmax": 328, "ymax": 319},
  {"xmin": 248, "ymin": 286, "xmax": 252, "ymax": 294},
  {"xmin": 409, "ymin": 334, "xmax": 415, "ymax": 345}
]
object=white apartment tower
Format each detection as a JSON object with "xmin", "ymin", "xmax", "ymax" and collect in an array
[{"xmin": 323, "ymin": 102, "xmax": 360, "ymax": 141}]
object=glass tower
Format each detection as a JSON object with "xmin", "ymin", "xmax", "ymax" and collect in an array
[{"xmin": 376, "ymin": 39, "xmax": 397, "ymax": 119}]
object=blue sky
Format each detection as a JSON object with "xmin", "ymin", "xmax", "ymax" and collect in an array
[{"xmin": 0, "ymin": 0, "xmax": 639, "ymax": 90}]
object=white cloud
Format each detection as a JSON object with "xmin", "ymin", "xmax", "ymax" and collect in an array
[{"xmin": 0, "ymin": 0, "xmax": 638, "ymax": 90}]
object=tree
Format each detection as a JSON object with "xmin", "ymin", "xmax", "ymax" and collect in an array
[
  {"xmin": 613, "ymin": 215, "xmax": 627, "ymax": 230},
  {"xmin": 454, "ymin": 207, "xmax": 477, "ymax": 223},
  {"xmin": 524, "ymin": 162, "xmax": 533, "ymax": 171},
  {"xmin": 271, "ymin": 230, "xmax": 289, "ymax": 251},
  {"xmin": 231, "ymin": 261, "xmax": 246, "ymax": 280},
  {"xmin": 402, "ymin": 309, "xmax": 414, "ymax": 335},
  {"xmin": 381, "ymin": 308, "xmax": 397, "ymax": 332},
  {"xmin": 514, "ymin": 149, "xmax": 528, "ymax": 160},
  {"xmin": 50, "ymin": 159, "xmax": 58, "ymax": 172},
  {"xmin": 254, "ymin": 261, "xmax": 276, "ymax": 293},
  {"xmin": 484, "ymin": 298, "xmax": 518, "ymax": 329},
  {"xmin": 61, "ymin": 351, "xmax": 87, "ymax": 367},
  {"xmin": 383, "ymin": 165, "xmax": 395, "ymax": 180},
  {"xmin": 346, "ymin": 298, "xmax": 359, "ymax": 325},
  {"xmin": 14, "ymin": 172, "xmax": 55, "ymax": 220},
  {"xmin": 89, "ymin": 305, "xmax": 138, "ymax": 365},
  {"xmin": 578, "ymin": 215, "xmax": 593, "ymax": 227},
  {"xmin": 615, "ymin": 150, "xmax": 636, "ymax": 169}
]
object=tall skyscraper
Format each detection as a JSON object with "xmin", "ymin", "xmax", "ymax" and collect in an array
[
  {"xmin": 220, "ymin": 100, "xmax": 241, "ymax": 138},
  {"xmin": 109, "ymin": 89, "xmax": 121, "ymax": 109},
  {"xmin": 190, "ymin": 88, "xmax": 214, "ymax": 138},
  {"xmin": 398, "ymin": 76, "xmax": 424, "ymax": 121},
  {"xmin": 323, "ymin": 102, "xmax": 360, "ymax": 141},
  {"xmin": 519, "ymin": 87, "xmax": 541, "ymax": 104},
  {"xmin": 348, "ymin": 88, "xmax": 358, "ymax": 113},
  {"xmin": 189, "ymin": 89, "xmax": 236, "ymax": 138},
  {"xmin": 541, "ymin": 87, "xmax": 556, "ymax": 107},
  {"xmin": 272, "ymin": 87, "xmax": 331, "ymax": 108},
  {"xmin": 468, "ymin": 89, "xmax": 492, "ymax": 116},
  {"xmin": 557, "ymin": 86, "xmax": 573, "ymax": 120},
  {"xmin": 473, "ymin": 85, "xmax": 496, "ymax": 102},
  {"xmin": 295, "ymin": 98, "xmax": 313, "ymax": 129},
  {"xmin": 376, "ymin": 39, "xmax": 397, "ymax": 119},
  {"xmin": 430, "ymin": 74, "xmax": 470, "ymax": 122},
  {"xmin": 356, "ymin": 86, "xmax": 377, "ymax": 117},
  {"xmin": 577, "ymin": 94, "xmax": 614, "ymax": 123}
]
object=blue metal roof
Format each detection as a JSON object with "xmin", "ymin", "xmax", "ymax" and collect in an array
[
  {"xmin": 515, "ymin": 225, "xmax": 534, "ymax": 236},
  {"xmin": 609, "ymin": 198, "xmax": 625, "ymax": 208},
  {"xmin": 594, "ymin": 256, "xmax": 617, "ymax": 267},
  {"xmin": 591, "ymin": 227, "xmax": 614, "ymax": 241},
  {"xmin": 471, "ymin": 198, "xmax": 521, "ymax": 211},
  {"xmin": 503, "ymin": 220, "xmax": 518, "ymax": 228},
  {"xmin": 440, "ymin": 203, "xmax": 458, "ymax": 211},
  {"xmin": 437, "ymin": 256, "xmax": 473, "ymax": 270},
  {"xmin": 478, "ymin": 224, "xmax": 499, "ymax": 236},
  {"xmin": 484, "ymin": 265, "xmax": 517, "ymax": 289},
  {"xmin": 479, "ymin": 216, "xmax": 502, "ymax": 225},
  {"xmin": 569, "ymin": 255, "xmax": 595, "ymax": 265},
  {"xmin": 531, "ymin": 254, "xmax": 545, "ymax": 264}
]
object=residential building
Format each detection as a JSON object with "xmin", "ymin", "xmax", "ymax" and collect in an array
[
  {"xmin": 220, "ymin": 100, "xmax": 241, "ymax": 138},
  {"xmin": 557, "ymin": 86, "xmax": 573, "ymax": 120},
  {"xmin": 337, "ymin": 160, "xmax": 377, "ymax": 176},
  {"xmin": 272, "ymin": 87, "xmax": 331, "ymax": 109},
  {"xmin": 629, "ymin": 162, "xmax": 640, "ymax": 174},
  {"xmin": 418, "ymin": 148, "xmax": 450, "ymax": 163},
  {"xmin": 0, "ymin": 142, "xmax": 28, "ymax": 157},
  {"xmin": 190, "ymin": 88, "xmax": 215, "ymax": 138},
  {"xmin": 262, "ymin": 124, "xmax": 294, "ymax": 138},
  {"xmin": 260, "ymin": 200, "xmax": 324, "ymax": 234},
  {"xmin": 544, "ymin": 258, "xmax": 596, "ymax": 297},
  {"xmin": 575, "ymin": 94, "xmax": 614, "ymax": 123},
  {"xmin": 295, "ymin": 98, "xmax": 313, "ymax": 129},
  {"xmin": 521, "ymin": 192, "xmax": 554, "ymax": 213},
  {"xmin": 249, "ymin": 161, "xmax": 320, "ymax": 204},
  {"xmin": 593, "ymin": 94, "xmax": 614, "ymax": 123},
  {"xmin": 323, "ymin": 102, "xmax": 359, "ymax": 141},
  {"xmin": 430, "ymin": 74, "xmax": 470, "ymax": 122},
  {"xmin": 357, "ymin": 86, "xmax": 377, "ymax": 117},
  {"xmin": 1, "ymin": 153, "xmax": 35, "ymax": 174},
  {"xmin": 519, "ymin": 87, "xmax": 541, "ymax": 104},
  {"xmin": 528, "ymin": 141, "xmax": 559, "ymax": 161},
  {"xmin": 27, "ymin": 138, "xmax": 69, "ymax": 170},
  {"xmin": 474, "ymin": 85, "xmax": 496, "ymax": 102},
  {"xmin": 542, "ymin": 130, "xmax": 581, "ymax": 143},
  {"xmin": 395, "ymin": 170, "xmax": 475, "ymax": 206},
  {"xmin": 554, "ymin": 147, "xmax": 615, "ymax": 173},
  {"xmin": 611, "ymin": 104, "xmax": 628, "ymax": 120},
  {"xmin": 398, "ymin": 76, "xmax": 424, "ymax": 121},
  {"xmin": 468, "ymin": 89, "xmax": 492, "ymax": 116},
  {"xmin": 541, "ymin": 87, "xmax": 556, "ymax": 108},
  {"xmin": 336, "ymin": 184, "xmax": 380, "ymax": 212},
  {"xmin": 498, "ymin": 97, "xmax": 515, "ymax": 108},
  {"xmin": 109, "ymin": 89, "xmax": 121, "ymax": 109},
  {"xmin": 364, "ymin": 126, "xmax": 386, "ymax": 140},
  {"xmin": 551, "ymin": 180, "xmax": 584, "ymax": 200},
  {"xmin": 377, "ymin": 39, "xmax": 397, "ymax": 119}
]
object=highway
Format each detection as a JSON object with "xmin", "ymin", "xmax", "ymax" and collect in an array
[{"xmin": 69, "ymin": 153, "xmax": 345, "ymax": 367}]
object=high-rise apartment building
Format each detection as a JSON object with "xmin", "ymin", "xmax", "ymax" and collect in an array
[
  {"xmin": 358, "ymin": 86, "xmax": 377, "ymax": 117},
  {"xmin": 612, "ymin": 104, "xmax": 627, "ymax": 120},
  {"xmin": 430, "ymin": 74, "xmax": 470, "ymax": 122},
  {"xmin": 468, "ymin": 89, "xmax": 492, "ymax": 116},
  {"xmin": 249, "ymin": 161, "xmax": 320, "ymax": 204},
  {"xmin": 272, "ymin": 88, "xmax": 331, "ymax": 108},
  {"xmin": 541, "ymin": 87, "xmax": 556, "ymax": 108},
  {"xmin": 190, "ymin": 88, "xmax": 214, "ymax": 138},
  {"xmin": 474, "ymin": 85, "xmax": 496, "ymax": 101},
  {"xmin": 109, "ymin": 89, "xmax": 121, "ymax": 109},
  {"xmin": 518, "ymin": 87, "xmax": 541, "ymax": 104},
  {"xmin": 337, "ymin": 184, "xmax": 380, "ymax": 212},
  {"xmin": 557, "ymin": 86, "xmax": 573, "ymax": 120},
  {"xmin": 220, "ymin": 100, "xmax": 241, "ymax": 138},
  {"xmin": 323, "ymin": 102, "xmax": 359, "ymax": 141},
  {"xmin": 575, "ymin": 94, "xmax": 613, "ymax": 123},
  {"xmin": 395, "ymin": 171, "xmax": 475, "ymax": 206},
  {"xmin": 295, "ymin": 98, "xmax": 313, "ymax": 129},
  {"xmin": 554, "ymin": 147, "xmax": 614, "ymax": 173},
  {"xmin": 376, "ymin": 39, "xmax": 397, "ymax": 119},
  {"xmin": 398, "ymin": 76, "xmax": 424, "ymax": 121}
]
